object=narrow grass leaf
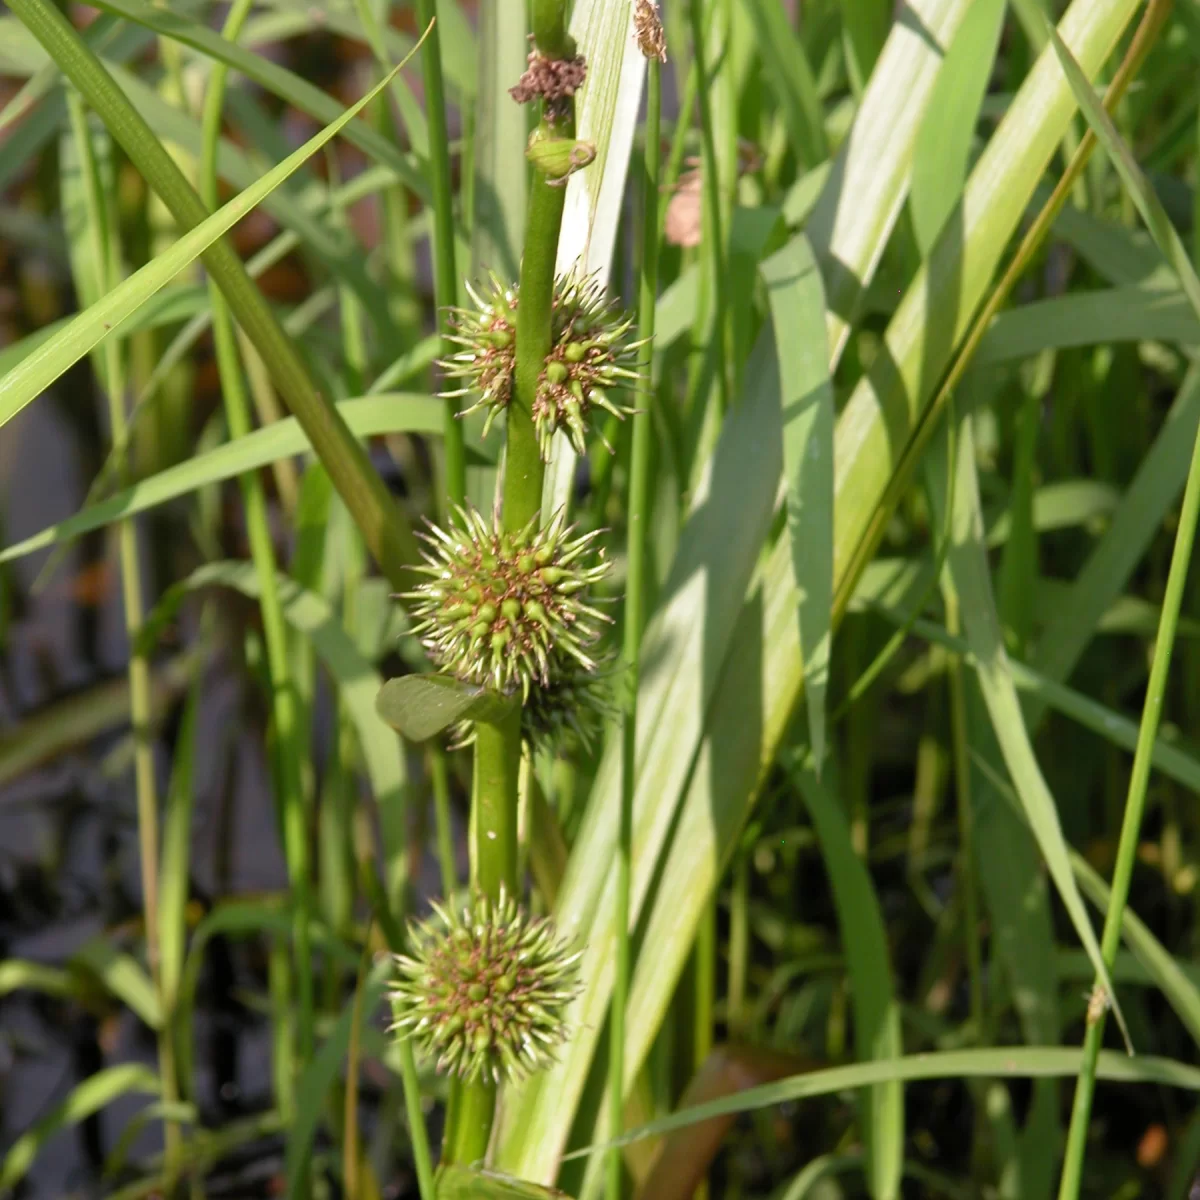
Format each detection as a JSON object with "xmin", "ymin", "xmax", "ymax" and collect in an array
[
  {"xmin": 933, "ymin": 414, "xmax": 1128, "ymax": 1048},
  {"xmin": 0, "ymin": 395, "xmax": 443, "ymax": 565},
  {"xmin": 565, "ymin": 1048, "xmax": 1200, "ymax": 1158},
  {"xmin": 794, "ymin": 767, "xmax": 902, "ymax": 1200},
  {"xmin": 0, "ymin": 1064, "xmax": 160, "ymax": 1190},
  {"xmin": 761, "ymin": 235, "xmax": 833, "ymax": 770},
  {"xmin": 1048, "ymin": 23, "xmax": 1200, "ymax": 319},
  {"xmin": 285, "ymin": 958, "xmax": 389, "ymax": 1199},
  {"xmin": 0, "ymin": 63, "xmax": 402, "ymax": 431},
  {"xmin": 71, "ymin": 939, "xmax": 162, "ymax": 1030},
  {"xmin": 741, "ymin": 0, "xmax": 827, "ymax": 167}
]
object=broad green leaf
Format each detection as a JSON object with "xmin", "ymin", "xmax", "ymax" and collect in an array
[
  {"xmin": 470, "ymin": 0, "xmax": 527, "ymax": 283},
  {"xmin": 761, "ymin": 235, "xmax": 834, "ymax": 771},
  {"xmin": 0, "ymin": 959, "xmax": 76, "ymax": 999},
  {"xmin": 975, "ymin": 287, "xmax": 1200, "ymax": 366},
  {"xmin": 0, "ymin": 1064, "xmax": 160, "ymax": 1189},
  {"xmin": 793, "ymin": 767, "xmax": 902, "ymax": 1200},
  {"xmin": 931, "ymin": 413, "xmax": 1127, "ymax": 1046},
  {"xmin": 0, "ymin": 394, "xmax": 444, "ymax": 565},
  {"xmin": 909, "ymin": 0, "xmax": 1007, "ymax": 254},
  {"xmin": 376, "ymin": 675, "xmax": 519, "ymax": 743},
  {"xmin": 0, "ymin": 62, "xmax": 402, "ymax": 431},
  {"xmin": 436, "ymin": 1165, "xmax": 574, "ymax": 1200},
  {"xmin": 807, "ymin": 0, "xmax": 975, "ymax": 365}
]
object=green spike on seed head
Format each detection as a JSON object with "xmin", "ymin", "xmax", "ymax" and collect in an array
[
  {"xmin": 407, "ymin": 504, "xmax": 611, "ymax": 700},
  {"xmin": 440, "ymin": 273, "xmax": 644, "ymax": 460},
  {"xmin": 389, "ymin": 888, "xmax": 582, "ymax": 1084}
]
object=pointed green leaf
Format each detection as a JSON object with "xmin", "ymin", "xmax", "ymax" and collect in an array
[
  {"xmin": 761, "ymin": 235, "xmax": 834, "ymax": 771},
  {"xmin": 377, "ymin": 675, "xmax": 519, "ymax": 743}
]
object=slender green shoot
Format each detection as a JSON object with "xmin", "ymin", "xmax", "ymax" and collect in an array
[
  {"xmin": 199, "ymin": 0, "xmax": 314, "ymax": 1090},
  {"xmin": 64, "ymin": 88, "xmax": 177, "ymax": 1182},
  {"xmin": 609, "ymin": 26, "xmax": 662, "ymax": 1200}
]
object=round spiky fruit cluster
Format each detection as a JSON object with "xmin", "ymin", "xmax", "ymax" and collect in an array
[
  {"xmin": 451, "ymin": 656, "xmax": 616, "ymax": 752},
  {"xmin": 533, "ymin": 275, "xmax": 642, "ymax": 460},
  {"xmin": 440, "ymin": 274, "xmax": 642, "ymax": 461},
  {"xmin": 441, "ymin": 274, "xmax": 518, "ymax": 440},
  {"xmin": 389, "ymin": 888, "xmax": 581, "ymax": 1083},
  {"xmin": 408, "ymin": 505, "xmax": 611, "ymax": 699}
]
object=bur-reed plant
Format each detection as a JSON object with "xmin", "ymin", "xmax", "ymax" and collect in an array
[{"xmin": 8, "ymin": 1, "xmax": 1200, "ymax": 1199}]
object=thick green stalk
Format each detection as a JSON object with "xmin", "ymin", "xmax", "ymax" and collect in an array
[
  {"xmin": 455, "ymin": 0, "xmax": 572, "ymax": 1166},
  {"xmin": 9, "ymin": 0, "xmax": 421, "ymax": 591},
  {"xmin": 531, "ymin": 0, "xmax": 571, "ymax": 56},
  {"xmin": 199, "ymin": 0, "xmax": 314, "ymax": 1074},
  {"xmin": 64, "ymin": 90, "xmax": 178, "ymax": 1185},
  {"xmin": 1057, "ymin": 312, "xmax": 1200, "ymax": 1200},
  {"xmin": 610, "ymin": 48, "xmax": 661, "ymax": 1200},
  {"xmin": 504, "ymin": 173, "xmax": 567, "ymax": 531},
  {"xmin": 443, "ymin": 705, "xmax": 520, "ymax": 1167},
  {"xmin": 413, "ymin": 0, "xmax": 465, "ymax": 507}
]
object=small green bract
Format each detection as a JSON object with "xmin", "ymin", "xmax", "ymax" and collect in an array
[
  {"xmin": 407, "ymin": 504, "xmax": 611, "ymax": 700},
  {"xmin": 389, "ymin": 888, "xmax": 582, "ymax": 1084},
  {"xmin": 441, "ymin": 272, "xmax": 643, "ymax": 460}
]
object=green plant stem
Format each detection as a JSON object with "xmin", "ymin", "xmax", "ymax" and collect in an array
[
  {"xmin": 430, "ymin": 744, "xmax": 458, "ymax": 897},
  {"xmin": 1057, "ymin": 311, "xmax": 1200, "ymax": 1200},
  {"xmin": 199, "ymin": 0, "xmax": 314, "ymax": 1077},
  {"xmin": 688, "ymin": 0, "xmax": 729, "ymax": 416},
  {"xmin": 9, "ymin": 0, "xmax": 422, "ymax": 593},
  {"xmin": 504, "ymin": 172, "xmax": 567, "ymax": 530},
  {"xmin": 455, "ymin": 0, "xmax": 572, "ymax": 1162},
  {"xmin": 531, "ymin": 0, "xmax": 571, "ymax": 56},
  {"xmin": 411, "ymin": 0, "xmax": 466, "ymax": 506},
  {"xmin": 609, "ymin": 50, "xmax": 661, "ymax": 1200},
  {"xmin": 64, "ymin": 89, "xmax": 178, "ymax": 1188},
  {"xmin": 470, "ymin": 709, "xmax": 522, "ymax": 905}
]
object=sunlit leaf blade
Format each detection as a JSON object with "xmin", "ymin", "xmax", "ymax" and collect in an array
[
  {"xmin": 909, "ymin": 0, "xmax": 1007, "ymax": 255},
  {"xmin": 542, "ymin": 0, "xmax": 647, "ymax": 515},
  {"xmin": 761, "ymin": 235, "xmax": 833, "ymax": 773},
  {"xmin": 0, "ymin": 63, "xmax": 403, "ymax": 430}
]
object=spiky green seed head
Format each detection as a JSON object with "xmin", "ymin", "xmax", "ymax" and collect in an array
[
  {"xmin": 534, "ymin": 274, "xmax": 644, "ymax": 460},
  {"xmin": 407, "ymin": 505, "xmax": 611, "ymax": 699},
  {"xmin": 440, "ymin": 274, "xmax": 644, "ymax": 459},
  {"xmin": 440, "ymin": 273, "xmax": 519, "ymax": 439},
  {"xmin": 451, "ymin": 649, "xmax": 616, "ymax": 752},
  {"xmin": 389, "ymin": 888, "xmax": 582, "ymax": 1084}
]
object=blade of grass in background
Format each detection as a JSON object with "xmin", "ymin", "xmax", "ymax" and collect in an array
[{"xmin": 1047, "ymin": 21, "xmax": 1200, "ymax": 1194}]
